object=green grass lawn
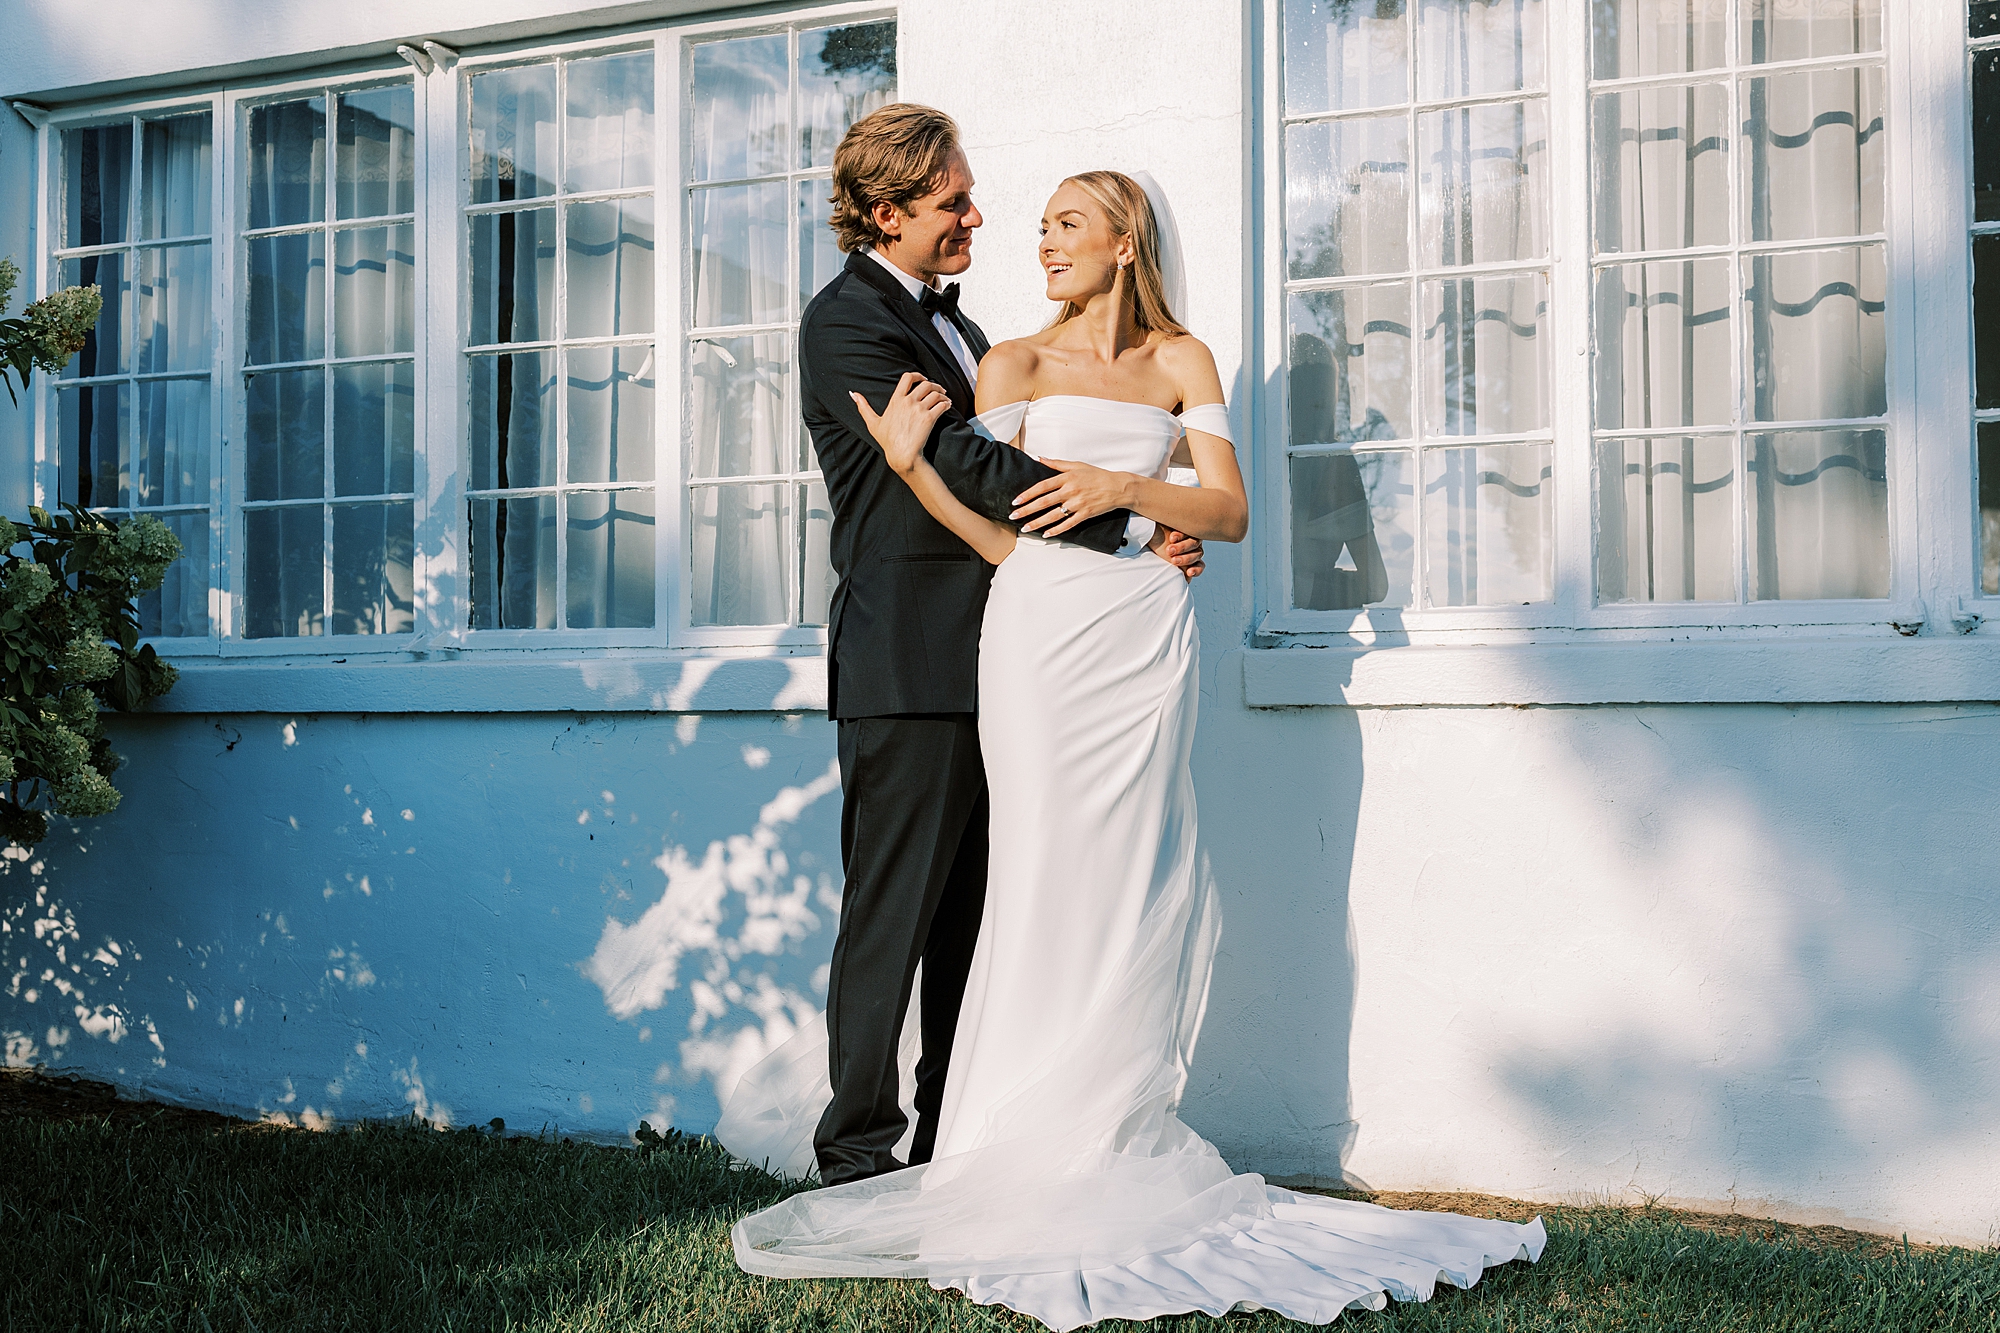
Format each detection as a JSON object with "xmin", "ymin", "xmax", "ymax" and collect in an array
[{"xmin": 6, "ymin": 1081, "xmax": 1997, "ymax": 1332}]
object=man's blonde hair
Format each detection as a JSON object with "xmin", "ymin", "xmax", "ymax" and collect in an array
[{"xmin": 829, "ymin": 103, "xmax": 961, "ymax": 253}]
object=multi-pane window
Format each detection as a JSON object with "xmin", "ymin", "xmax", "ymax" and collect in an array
[
  {"xmin": 54, "ymin": 112, "xmax": 214, "ymax": 636},
  {"xmin": 1274, "ymin": 0, "xmax": 1897, "ymax": 627},
  {"xmin": 38, "ymin": 11, "xmax": 896, "ymax": 652},
  {"xmin": 1973, "ymin": 0, "xmax": 2000, "ymax": 595},
  {"xmin": 683, "ymin": 21, "xmax": 894, "ymax": 629},
  {"xmin": 1592, "ymin": 0, "xmax": 1887, "ymax": 605},
  {"xmin": 1281, "ymin": 0, "xmax": 1553, "ymax": 612},
  {"xmin": 465, "ymin": 48, "xmax": 658, "ymax": 632},
  {"xmin": 240, "ymin": 83, "xmax": 418, "ymax": 638}
]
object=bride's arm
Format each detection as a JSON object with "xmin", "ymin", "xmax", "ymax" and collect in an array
[
  {"xmin": 850, "ymin": 375, "xmax": 1016, "ymax": 565},
  {"xmin": 1013, "ymin": 339, "xmax": 1248, "ymax": 543}
]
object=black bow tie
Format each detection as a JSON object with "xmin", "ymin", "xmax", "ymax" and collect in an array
[{"xmin": 918, "ymin": 281, "xmax": 965, "ymax": 329}]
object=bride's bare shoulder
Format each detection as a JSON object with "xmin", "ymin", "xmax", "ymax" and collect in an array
[
  {"xmin": 975, "ymin": 339, "xmax": 1042, "ymax": 412},
  {"xmin": 1153, "ymin": 333, "xmax": 1222, "ymax": 401}
]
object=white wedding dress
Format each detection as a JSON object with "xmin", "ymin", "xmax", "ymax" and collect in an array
[{"xmin": 718, "ymin": 396, "xmax": 1545, "ymax": 1330}]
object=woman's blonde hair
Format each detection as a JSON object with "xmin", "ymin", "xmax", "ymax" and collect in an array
[
  {"xmin": 829, "ymin": 103, "xmax": 960, "ymax": 253},
  {"xmin": 1048, "ymin": 170, "xmax": 1188, "ymax": 339}
]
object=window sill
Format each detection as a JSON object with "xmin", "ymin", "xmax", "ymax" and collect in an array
[
  {"xmin": 144, "ymin": 648, "xmax": 829, "ymax": 714},
  {"xmin": 1236, "ymin": 631, "xmax": 2000, "ymax": 708}
]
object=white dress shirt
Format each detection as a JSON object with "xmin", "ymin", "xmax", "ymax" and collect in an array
[{"xmin": 863, "ymin": 247, "xmax": 1156, "ymax": 553}]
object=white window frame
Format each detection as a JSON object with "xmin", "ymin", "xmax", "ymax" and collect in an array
[
  {"xmin": 226, "ymin": 68, "xmax": 429, "ymax": 656},
  {"xmin": 33, "ymin": 87, "xmax": 231, "ymax": 647},
  {"xmin": 1251, "ymin": 0, "xmax": 1978, "ymax": 653},
  {"xmin": 27, "ymin": 1, "xmax": 894, "ymax": 676}
]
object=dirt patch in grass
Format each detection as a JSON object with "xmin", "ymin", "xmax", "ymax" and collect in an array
[
  {"xmin": 0, "ymin": 1067, "xmax": 262, "ymax": 1134},
  {"xmin": 0, "ymin": 1067, "xmax": 1952, "ymax": 1265},
  {"xmin": 1306, "ymin": 1187, "xmax": 1947, "ymax": 1259}
]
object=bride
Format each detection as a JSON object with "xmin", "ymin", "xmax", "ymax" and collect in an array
[{"xmin": 719, "ymin": 170, "xmax": 1544, "ymax": 1330}]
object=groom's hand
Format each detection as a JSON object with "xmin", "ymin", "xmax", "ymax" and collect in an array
[{"xmin": 1149, "ymin": 525, "xmax": 1205, "ymax": 580}]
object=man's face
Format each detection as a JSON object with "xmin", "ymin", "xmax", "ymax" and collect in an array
[{"xmin": 876, "ymin": 148, "xmax": 981, "ymax": 281}]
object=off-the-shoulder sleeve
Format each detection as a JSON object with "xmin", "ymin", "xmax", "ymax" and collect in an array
[
  {"xmin": 1178, "ymin": 401, "xmax": 1233, "ymax": 444},
  {"xmin": 971, "ymin": 399, "xmax": 1031, "ymax": 447}
]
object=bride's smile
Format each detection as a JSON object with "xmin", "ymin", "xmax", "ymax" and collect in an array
[{"xmin": 1038, "ymin": 185, "xmax": 1130, "ymax": 305}]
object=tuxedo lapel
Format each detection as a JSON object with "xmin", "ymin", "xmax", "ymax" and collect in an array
[
  {"xmin": 959, "ymin": 313, "xmax": 992, "ymax": 365},
  {"xmin": 842, "ymin": 251, "xmax": 977, "ymax": 404}
]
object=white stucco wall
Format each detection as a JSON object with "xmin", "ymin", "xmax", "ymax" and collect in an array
[{"xmin": 1, "ymin": 0, "xmax": 1996, "ymax": 1250}]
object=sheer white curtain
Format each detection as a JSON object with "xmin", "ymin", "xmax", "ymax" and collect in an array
[
  {"xmin": 1592, "ymin": 0, "xmax": 1887, "ymax": 603},
  {"xmin": 688, "ymin": 36, "xmax": 796, "ymax": 627},
  {"xmin": 1282, "ymin": 0, "xmax": 1553, "ymax": 612}
]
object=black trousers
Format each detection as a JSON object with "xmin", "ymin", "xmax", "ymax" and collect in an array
[{"xmin": 816, "ymin": 714, "xmax": 990, "ymax": 1186}]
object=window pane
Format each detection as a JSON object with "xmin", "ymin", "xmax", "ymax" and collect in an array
[
  {"xmin": 1976, "ymin": 0, "xmax": 2000, "ymax": 40},
  {"xmin": 1285, "ymin": 116, "xmax": 1410, "ymax": 280},
  {"xmin": 1744, "ymin": 429, "xmax": 1887, "ymax": 599},
  {"xmin": 1416, "ymin": 0, "xmax": 1545, "ymax": 101},
  {"xmin": 566, "ymin": 198, "xmax": 654, "ymax": 337},
  {"xmin": 247, "ymin": 98, "xmax": 326, "ymax": 230},
  {"xmin": 1290, "ymin": 286, "xmax": 1413, "ymax": 444},
  {"xmin": 691, "ymin": 483, "xmax": 792, "ymax": 625},
  {"xmin": 567, "ymin": 345, "xmax": 655, "ymax": 483},
  {"xmin": 799, "ymin": 179, "xmax": 844, "ymax": 309},
  {"xmin": 469, "ymin": 495, "xmax": 559, "ymax": 629},
  {"xmin": 141, "ymin": 112, "xmax": 212, "ymax": 239},
  {"xmin": 333, "ymin": 362, "xmax": 414, "ymax": 497},
  {"xmin": 243, "ymin": 505, "xmax": 324, "ymax": 637},
  {"xmin": 330, "ymin": 501, "xmax": 415, "ymax": 635},
  {"xmin": 689, "ymin": 333, "xmax": 789, "ymax": 478},
  {"xmin": 1591, "ymin": 0, "xmax": 1727, "ymax": 80},
  {"xmin": 1291, "ymin": 449, "xmax": 1414, "ymax": 609},
  {"xmin": 566, "ymin": 489, "xmax": 655, "ymax": 628},
  {"xmin": 1973, "ymin": 49, "xmax": 2000, "ymax": 225},
  {"xmin": 803, "ymin": 479, "xmax": 835, "ymax": 625},
  {"xmin": 1743, "ymin": 244, "xmax": 1886, "ymax": 422},
  {"xmin": 245, "ymin": 368, "xmax": 324, "ymax": 501},
  {"xmin": 63, "ymin": 123, "xmax": 132, "ymax": 248},
  {"xmin": 1591, "ymin": 81, "xmax": 1730, "ymax": 255},
  {"xmin": 136, "ymin": 511, "xmax": 209, "ymax": 638},
  {"xmin": 1978, "ymin": 235, "xmax": 2000, "ymax": 411},
  {"xmin": 1421, "ymin": 271, "xmax": 1550, "ymax": 436},
  {"xmin": 333, "ymin": 224, "xmax": 415, "ymax": 357},
  {"xmin": 1417, "ymin": 98, "xmax": 1550, "ymax": 267},
  {"xmin": 1594, "ymin": 435, "xmax": 1736, "ymax": 603},
  {"xmin": 468, "ymin": 208, "xmax": 557, "ymax": 345},
  {"xmin": 57, "ymin": 253, "xmax": 126, "ymax": 378},
  {"xmin": 691, "ymin": 183, "xmax": 788, "ymax": 326},
  {"xmin": 246, "ymin": 232, "xmax": 326, "ymax": 365},
  {"xmin": 691, "ymin": 35, "xmax": 789, "ymax": 182},
  {"xmin": 467, "ymin": 353, "xmax": 557, "ymax": 490},
  {"xmin": 135, "ymin": 243, "xmax": 211, "ymax": 373},
  {"xmin": 336, "ymin": 86, "xmax": 416, "ymax": 220},
  {"xmin": 470, "ymin": 65, "xmax": 557, "ymax": 204},
  {"xmin": 798, "ymin": 22, "xmax": 897, "ymax": 169},
  {"xmin": 135, "ymin": 378, "xmax": 209, "ymax": 507},
  {"xmin": 1742, "ymin": 0, "xmax": 1879, "ymax": 63},
  {"xmin": 1743, "ymin": 65, "xmax": 1884, "ymax": 244},
  {"xmin": 565, "ymin": 51, "xmax": 655, "ymax": 193},
  {"xmin": 1593, "ymin": 258, "xmax": 1733, "ymax": 430},
  {"xmin": 1283, "ymin": 0, "xmax": 1408, "ymax": 115},
  {"xmin": 1423, "ymin": 442, "xmax": 1553, "ymax": 606},
  {"xmin": 55, "ymin": 384, "xmax": 128, "ymax": 510},
  {"xmin": 1981, "ymin": 422, "xmax": 2000, "ymax": 595}
]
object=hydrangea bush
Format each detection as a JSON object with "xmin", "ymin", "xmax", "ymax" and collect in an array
[
  {"xmin": 0, "ymin": 257, "xmax": 105, "ymax": 405},
  {"xmin": 0, "ymin": 255, "xmax": 177, "ymax": 845},
  {"xmin": 0, "ymin": 506, "xmax": 184, "ymax": 846}
]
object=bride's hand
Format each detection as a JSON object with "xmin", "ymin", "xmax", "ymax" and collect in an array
[
  {"xmin": 1010, "ymin": 459, "xmax": 1137, "ymax": 536},
  {"xmin": 851, "ymin": 374, "xmax": 952, "ymax": 476}
]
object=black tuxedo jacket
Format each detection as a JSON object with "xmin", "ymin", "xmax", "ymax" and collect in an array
[{"xmin": 800, "ymin": 250, "xmax": 1129, "ymax": 719}]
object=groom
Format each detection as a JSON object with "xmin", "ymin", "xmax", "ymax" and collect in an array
[{"xmin": 798, "ymin": 103, "xmax": 1204, "ymax": 1185}]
